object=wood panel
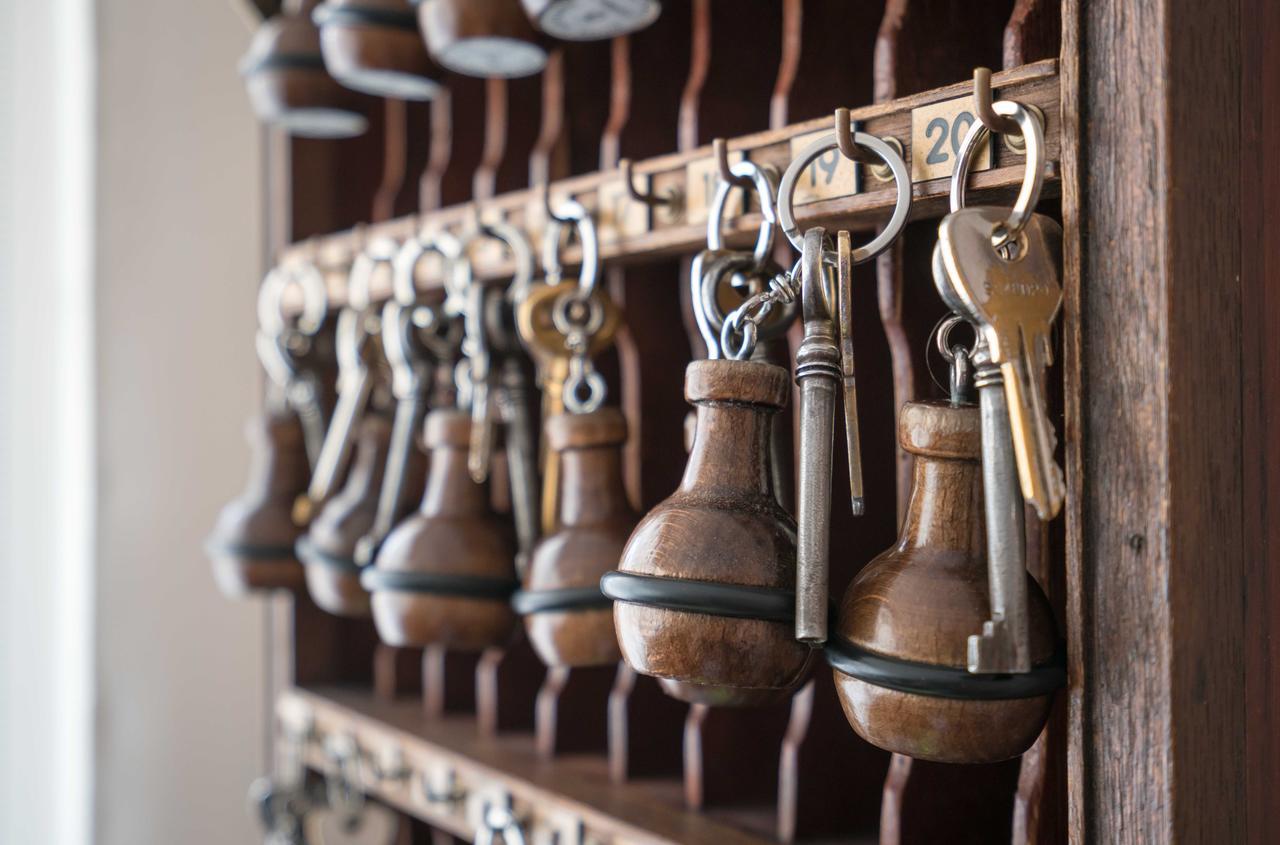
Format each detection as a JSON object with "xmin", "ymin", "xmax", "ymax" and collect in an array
[{"xmin": 1068, "ymin": 0, "xmax": 1245, "ymax": 839}]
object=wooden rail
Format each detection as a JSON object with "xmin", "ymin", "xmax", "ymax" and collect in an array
[
  {"xmin": 281, "ymin": 60, "xmax": 1059, "ymax": 309},
  {"xmin": 280, "ymin": 686, "xmax": 871, "ymax": 845}
]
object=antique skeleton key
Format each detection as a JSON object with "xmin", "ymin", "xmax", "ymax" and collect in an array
[
  {"xmin": 794, "ymin": 228, "xmax": 841, "ymax": 645},
  {"xmin": 938, "ymin": 208, "xmax": 1064, "ymax": 520}
]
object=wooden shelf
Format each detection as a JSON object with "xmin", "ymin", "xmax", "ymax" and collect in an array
[
  {"xmin": 281, "ymin": 686, "xmax": 873, "ymax": 845},
  {"xmin": 278, "ymin": 60, "xmax": 1060, "ymax": 309}
]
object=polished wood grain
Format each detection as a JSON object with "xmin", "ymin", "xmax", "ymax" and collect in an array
[
  {"xmin": 369, "ymin": 409, "xmax": 518, "ymax": 650},
  {"xmin": 834, "ymin": 401, "xmax": 1056, "ymax": 764},
  {"xmin": 208, "ymin": 409, "xmax": 310, "ymax": 596},
  {"xmin": 415, "ymin": 0, "xmax": 545, "ymax": 76},
  {"xmin": 1066, "ymin": 0, "xmax": 1246, "ymax": 839},
  {"xmin": 615, "ymin": 359, "xmax": 813, "ymax": 706},
  {"xmin": 241, "ymin": 2, "xmax": 369, "ymax": 137},
  {"xmin": 524, "ymin": 409, "xmax": 637, "ymax": 668},
  {"xmin": 316, "ymin": 0, "xmax": 443, "ymax": 101}
]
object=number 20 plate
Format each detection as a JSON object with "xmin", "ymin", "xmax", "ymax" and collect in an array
[{"xmin": 910, "ymin": 95, "xmax": 992, "ymax": 183}]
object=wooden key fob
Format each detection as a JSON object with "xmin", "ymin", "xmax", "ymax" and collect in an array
[
  {"xmin": 828, "ymin": 400, "xmax": 1059, "ymax": 764},
  {"xmin": 516, "ymin": 408, "xmax": 638, "ymax": 668},
  {"xmin": 207, "ymin": 409, "xmax": 311, "ymax": 597},
  {"xmin": 364, "ymin": 409, "xmax": 519, "ymax": 650},
  {"xmin": 607, "ymin": 359, "xmax": 813, "ymax": 706}
]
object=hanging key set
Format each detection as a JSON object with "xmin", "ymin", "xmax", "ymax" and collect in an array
[{"xmin": 216, "ymin": 53, "xmax": 1070, "ymax": 840}]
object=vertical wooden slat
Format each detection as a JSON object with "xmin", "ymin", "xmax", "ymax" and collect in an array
[
  {"xmin": 1241, "ymin": 0, "xmax": 1280, "ymax": 841},
  {"xmin": 1068, "ymin": 0, "xmax": 1245, "ymax": 839}
]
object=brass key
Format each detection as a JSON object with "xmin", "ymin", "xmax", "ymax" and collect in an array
[
  {"xmin": 938, "ymin": 207, "xmax": 1065, "ymax": 520},
  {"xmin": 516, "ymin": 280, "xmax": 619, "ymax": 532}
]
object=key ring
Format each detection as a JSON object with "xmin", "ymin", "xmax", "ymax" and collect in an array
[
  {"xmin": 541, "ymin": 197, "xmax": 600, "ymax": 296},
  {"xmin": 393, "ymin": 228, "xmax": 468, "ymax": 315},
  {"xmin": 707, "ymin": 159, "xmax": 777, "ymax": 271},
  {"xmin": 778, "ymin": 132, "xmax": 911, "ymax": 259},
  {"xmin": 347, "ymin": 236, "xmax": 400, "ymax": 312},
  {"xmin": 949, "ymin": 99, "xmax": 1045, "ymax": 249},
  {"xmin": 462, "ymin": 219, "xmax": 536, "ymax": 305},
  {"xmin": 258, "ymin": 263, "xmax": 328, "ymax": 339}
]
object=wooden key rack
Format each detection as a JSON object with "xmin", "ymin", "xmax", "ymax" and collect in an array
[{"xmin": 225, "ymin": 0, "xmax": 1276, "ymax": 842}]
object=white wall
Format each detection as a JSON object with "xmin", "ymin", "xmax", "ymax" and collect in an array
[
  {"xmin": 1, "ymin": 0, "xmax": 95, "ymax": 843},
  {"xmin": 93, "ymin": 1, "xmax": 269, "ymax": 843}
]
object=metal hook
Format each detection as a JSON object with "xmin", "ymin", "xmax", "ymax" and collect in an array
[
  {"xmin": 713, "ymin": 138, "xmax": 751, "ymax": 188},
  {"xmin": 973, "ymin": 68, "xmax": 1020, "ymax": 136},
  {"xmin": 541, "ymin": 180, "xmax": 572, "ymax": 225},
  {"xmin": 834, "ymin": 108, "xmax": 877, "ymax": 164},
  {"xmin": 620, "ymin": 158, "xmax": 674, "ymax": 208}
]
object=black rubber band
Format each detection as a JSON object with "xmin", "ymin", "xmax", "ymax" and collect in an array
[
  {"xmin": 511, "ymin": 586, "xmax": 612, "ymax": 615},
  {"xmin": 313, "ymin": 5, "xmax": 420, "ymax": 32},
  {"xmin": 243, "ymin": 53, "xmax": 328, "ymax": 76},
  {"xmin": 600, "ymin": 570, "xmax": 795, "ymax": 623},
  {"xmin": 295, "ymin": 536, "xmax": 360, "ymax": 574},
  {"xmin": 206, "ymin": 541, "xmax": 298, "ymax": 561},
  {"xmin": 360, "ymin": 568, "xmax": 518, "ymax": 599},
  {"xmin": 824, "ymin": 635, "xmax": 1066, "ymax": 701}
]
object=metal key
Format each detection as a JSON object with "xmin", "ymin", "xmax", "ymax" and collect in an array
[
  {"xmin": 937, "ymin": 207, "xmax": 1065, "ymax": 520},
  {"xmin": 353, "ymin": 298, "xmax": 435, "ymax": 565},
  {"xmin": 932, "ymin": 243, "xmax": 1033, "ymax": 674},
  {"xmin": 516, "ymin": 280, "xmax": 619, "ymax": 532},
  {"xmin": 835, "ymin": 230, "xmax": 865, "ymax": 516},
  {"xmin": 795, "ymin": 227, "xmax": 840, "ymax": 645},
  {"xmin": 293, "ymin": 306, "xmax": 374, "ymax": 526}
]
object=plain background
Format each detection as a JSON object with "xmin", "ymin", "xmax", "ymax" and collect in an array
[{"xmin": 3, "ymin": 0, "xmax": 269, "ymax": 841}]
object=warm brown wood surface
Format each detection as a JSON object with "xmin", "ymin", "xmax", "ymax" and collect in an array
[
  {"xmin": 1067, "ymin": 0, "xmax": 1246, "ymax": 839},
  {"xmin": 1241, "ymin": 0, "xmax": 1280, "ymax": 842},
  {"xmin": 284, "ymin": 685, "xmax": 820, "ymax": 845},
  {"xmin": 275, "ymin": 61, "xmax": 1062, "ymax": 303}
]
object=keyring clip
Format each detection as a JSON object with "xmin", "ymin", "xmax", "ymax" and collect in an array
[
  {"xmin": 258, "ymin": 263, "xmax": 328, "ymax": 339},
  {"xmin": 949, "ymin": 97, "xmax": 1045, "ymax": 249},
  {"xmin": 461, "ymin": 219, "xmax": 536, "ymax": 306},
  {"xmin": 393, "ymin": 227, "xmax": 467, "ymax": 315},
  {"xmin": 347, "ymin": 236, "xmax": 400, "ymax": 312},
  {"xmin": 707, "ymin": 158, "xmax": 777, "ymax": 271},
  {"xmin": 778, "ymin": 133, "xmax": 911, "ymax": 259},
  {"xmin": 541, "ymin": 197, "xmax": 600, "ymax": 296}
]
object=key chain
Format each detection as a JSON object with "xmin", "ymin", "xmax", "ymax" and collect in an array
[
  {"xmin": 604, "ymin": 126, "xmax": 909, "ymax": 704},
  {"xmin": 721, "ymin": 122, "xmax": 912, "ymax": 645},
  {"xmin": 361, "ymin": 241, "xmax": 521, "ymax": 650},
  {"xmin": 207, "ymin": 260, "xmax": 330, "ymax": 597},
  {"xmin": 511, "ymin": 199, "xmax": 637, "ymax": 670},
  {"xmin": 352, "ymin": 229, "xmax": 464, "ymax": 568}
]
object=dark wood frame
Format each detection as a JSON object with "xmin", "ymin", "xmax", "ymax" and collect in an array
[{"xmin": 246, "ymin": 0, "xmax": 1280, "ymax": 840}]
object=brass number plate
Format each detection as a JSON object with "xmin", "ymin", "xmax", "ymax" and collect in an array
[
  {"xmin": 685, "ymin": 149, "xmax": 744, "ymax": 225},
  {"xmin": 789, "ymin": 128, "xmax": 858, "ymax": 205},
  {"xmin": 910, "ymin": 95, "xmax": 992, "ymax": 182}
]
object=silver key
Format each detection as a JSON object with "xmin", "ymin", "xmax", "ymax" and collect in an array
[
  {"xmin": 937, "ymin": 207, "xmax": 1065, "ymax": 520},
  {"xmin": 295, "ymin": 306, "xmax": 374, "ymax": 525}
]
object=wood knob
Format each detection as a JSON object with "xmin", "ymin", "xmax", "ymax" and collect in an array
[
  {"xmin": 415, "ymin": 0, "xmax": 547, "ymax": 78},
  {"xmin": 612, "ymin": 360, "xmax": 812, "ymax": 706},
  {"xmin": 207, "ymin": 410, "xmax": 309, "ymax": 597},
  {"xmin": 521, "ymin": 0, "xmax": 662, "ymax": 41},
  {"xmin": 521, "ymin": 409, "xmax": 637, "ymax": 668},
  {"xmin": 315, "ymin": 0, "xmax": 445, "ymax": 100},
  {"xmin": 367, "ymin": 409, "xmax": 518, "ymax": 651},
  {"xmin": 240, "ymin": 8, "xmax": 370, "ymax": 137},
  {"xmin": 832, "ymin": 400, "xmax": 1058, "ymax": 764}
]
